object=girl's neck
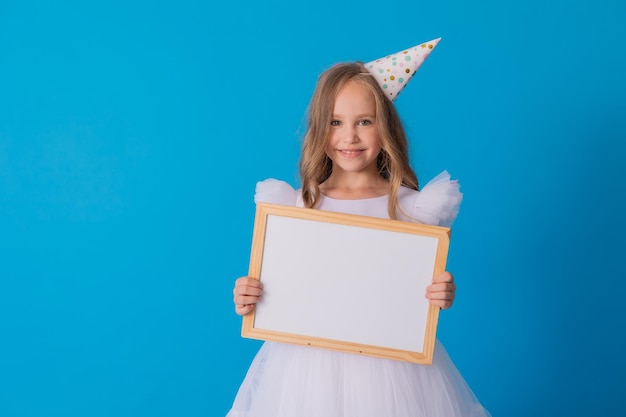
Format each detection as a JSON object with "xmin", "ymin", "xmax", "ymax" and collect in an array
[{"xmin": 320, "ymin": 172, "xmax": 388, "ymax": 200}]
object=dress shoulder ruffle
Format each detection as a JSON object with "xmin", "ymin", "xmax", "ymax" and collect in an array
[
  {"xmin": 254, "ymin": 178, "xmax": 300, "ymax": 207},
  {"xmin": 254, "ymin": 172, "xmax": 462, "ymax": 227},
  {"xmin": 399, "ymin": 170, "xmax": 463, "ymax": 227}
]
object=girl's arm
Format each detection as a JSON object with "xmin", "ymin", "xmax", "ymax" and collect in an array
[
  {"xmin": 233, "ymin": 277, "xmax": 264, "ymax": 316},
  {"xmin": 425, "ymin": 271, "xmax": 456, "ymax": 310}
]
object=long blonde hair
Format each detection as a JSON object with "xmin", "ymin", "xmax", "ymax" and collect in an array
[{"xmin": 299, "ymin": 62, "xmax": 419, "ymax": 219}]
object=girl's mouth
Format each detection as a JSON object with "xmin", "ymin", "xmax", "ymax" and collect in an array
[{"xmin": 339, "ymin": 149, "xmax": 363, "ymax": 157}]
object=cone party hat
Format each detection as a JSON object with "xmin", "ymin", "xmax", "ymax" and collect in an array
[{"xmin": 364, "ymin": 38, "xmax": 441, "ymax": 101}]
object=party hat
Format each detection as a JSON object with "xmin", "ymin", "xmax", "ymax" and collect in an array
[{"xmin": 364, "ymin": 38, "xmax": 441, "ymax": 101}]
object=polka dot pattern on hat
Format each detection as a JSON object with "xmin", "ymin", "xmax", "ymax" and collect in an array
[{"xmin": 364, "ymin": 38, "xmax": 441, "ymax": 101}]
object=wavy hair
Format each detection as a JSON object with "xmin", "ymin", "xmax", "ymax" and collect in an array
[{"xmin": 299, "ymin": 62, "xmax": 418, "ymax": 219}]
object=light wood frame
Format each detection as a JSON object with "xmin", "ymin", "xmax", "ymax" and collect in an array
[{"xmin": 241, "ymin": 203, "xmax": 451, "ymax": 364}]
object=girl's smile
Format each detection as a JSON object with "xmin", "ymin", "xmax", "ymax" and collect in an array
[{"xmin": 337, "ymin": 149, "xmax": 365, "ymax": 157}]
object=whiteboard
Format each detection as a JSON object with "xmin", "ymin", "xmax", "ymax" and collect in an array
[{"xmin": 241, "ymin": 203, "xmax": 451, "ymax": 364}]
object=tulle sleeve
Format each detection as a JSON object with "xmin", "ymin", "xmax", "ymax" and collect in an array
[
  {"xmin": 254, "ymin": 178, "xmax": 299, "ymax": 207},
  {"xmin": 404, "ymin": 171, "xmax": 463, "ymax": 227}
]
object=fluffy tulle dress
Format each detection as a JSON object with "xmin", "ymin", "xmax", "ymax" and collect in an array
[{"xmin": 227, "ymin": 171, "xmax": 491, "ymax": 417}]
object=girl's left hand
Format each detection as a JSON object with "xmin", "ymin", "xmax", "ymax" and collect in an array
[{"xmin": 425, "ymin": 271, "xmax": 456, "ymax": 310}]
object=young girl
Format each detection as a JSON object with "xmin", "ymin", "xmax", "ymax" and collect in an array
[{"xmin": 228, "ymin": 45, "xmax": 490, "ymax": 417}]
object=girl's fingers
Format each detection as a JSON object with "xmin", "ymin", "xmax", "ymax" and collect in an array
[
  {"xmin": 234, "ymin": 294, "xmax": 262, "ymax": 305},
  {"xmin": 428, "ymin": 298, "xmax": 454, "ymax": 310},
  {"xmin": 233, "ymin": 277, "xmax": 264, "ymax": 316},
  {"xmin": 235, "ymin": 277, "xmax": 263, "ymax": 289},
  {"xmin": 426, "ymin": 282, "xmax": 456, "ymax": 293},
  {"xmin": 426, "ymin": 272, "xmax": 455, "ymax": 310},
  {"xmin": 237, "ymin": 303, "xmax": 253, "ymax": 313},
  {"xmin": 234, "ymin": 277, "xmax": 264, "ymax": 298},
  {"xmin": 432, "ymin": 271, "xmax": 454, "ymax": 284},
  {"xmin": 233, "ymin": 285, "xmax": 263, "ymax": 298},
  {"xmin": 235, "ymin": 304, "xmax": 255, "ymax": 316}
]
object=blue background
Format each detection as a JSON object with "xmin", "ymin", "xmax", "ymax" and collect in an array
[{"xmin": 1, "ymin": 1, "xmax": 625, "ymax": 416}]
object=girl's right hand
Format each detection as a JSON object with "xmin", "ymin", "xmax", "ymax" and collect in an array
[{"xmin": 233, "ymin": 276, "xmax": 263, "ymax": 316}]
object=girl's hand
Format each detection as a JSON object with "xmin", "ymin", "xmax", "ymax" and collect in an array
[
  {"xmin": 233, "ymin": 276, "xmax": 263, "ymax": 316},
  {"xmin": 425, "ymin": 271, "xmax": 456, "ymax": 310}
]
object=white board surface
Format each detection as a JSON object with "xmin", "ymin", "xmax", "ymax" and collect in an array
[{"xmin": 253, "ymin": 214, "xmax": 439, "ymax": 352}]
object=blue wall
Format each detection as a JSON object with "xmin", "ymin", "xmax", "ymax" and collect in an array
[{"xmin": 1, "ymin": 1, "xmax": 625, "ymax": 416}]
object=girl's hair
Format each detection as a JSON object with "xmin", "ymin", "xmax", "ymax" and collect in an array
[{"xmin": 299, "ymin": 62, "xmax": 419, "ymax": 220}]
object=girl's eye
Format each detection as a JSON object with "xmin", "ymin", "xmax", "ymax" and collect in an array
[
  {"xmin": 358, "ymin": 119, "xmax": 372, "ymax": 126},
  {"xmin": 330, "ymin": 120, "xmax": 341, "ymax": 126}
]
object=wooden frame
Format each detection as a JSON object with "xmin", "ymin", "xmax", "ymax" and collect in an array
[{"xmin": 241, "ymin": 203, "xmax": 451, "ymax": 364}]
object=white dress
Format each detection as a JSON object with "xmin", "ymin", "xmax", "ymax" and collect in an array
[{"xmin": 227, "ymin": 171, "xmax": 491, "ymax": 417}]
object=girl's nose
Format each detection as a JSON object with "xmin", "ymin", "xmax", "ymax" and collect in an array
[{"xmin": 343, "ymin": 127, "xmax": 359, "ymax": 143}]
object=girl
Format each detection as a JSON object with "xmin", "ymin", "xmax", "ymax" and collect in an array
[{"xmin": 228, "ymin": 52, "xmax": 490, "ymax": 416}]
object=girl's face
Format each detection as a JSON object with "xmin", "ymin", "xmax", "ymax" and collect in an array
[{"xmin": 325, "ymin": 81, "xmax": 382, "ymax": 177}]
